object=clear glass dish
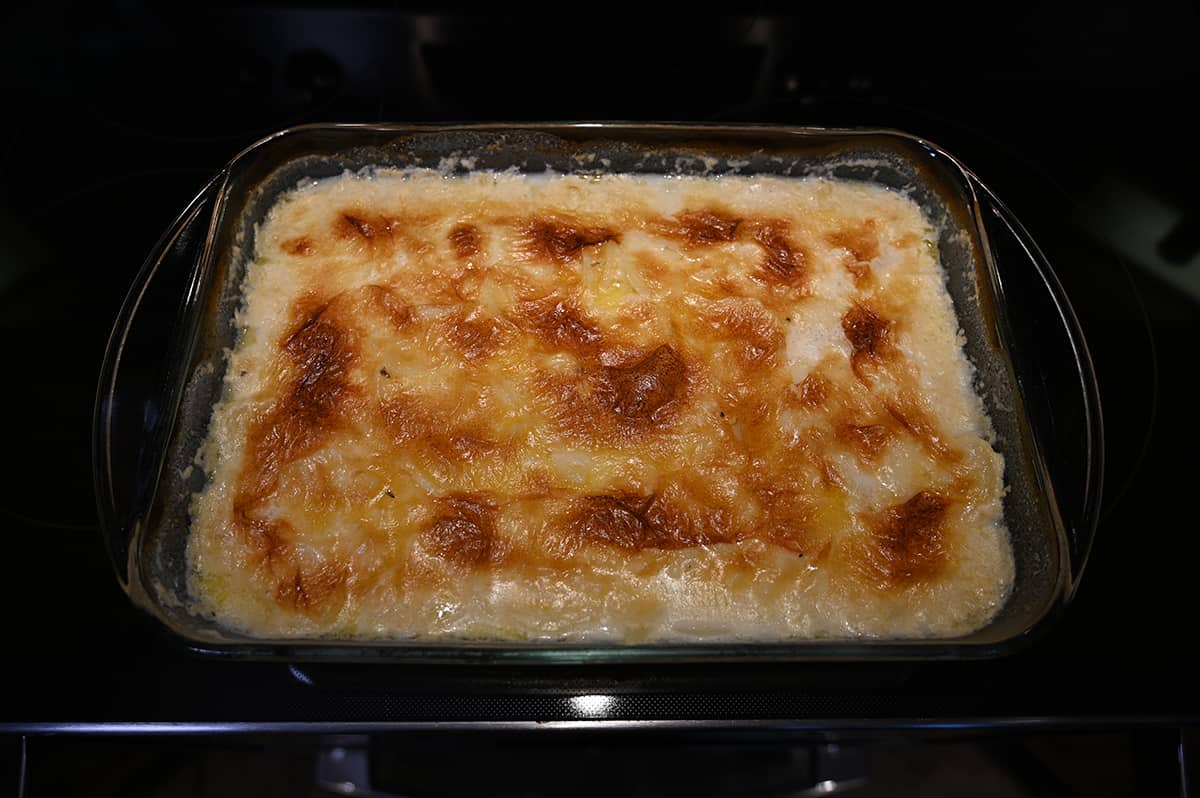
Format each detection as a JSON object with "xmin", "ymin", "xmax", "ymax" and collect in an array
[{"xmin": 93, "ymin": 123, "xmax": 1103, "ymax": 662}]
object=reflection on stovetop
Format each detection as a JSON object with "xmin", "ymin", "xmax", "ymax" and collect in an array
[{"xmin": 1, "ymin": 5, "xmax": 1197, "ymax": 728}]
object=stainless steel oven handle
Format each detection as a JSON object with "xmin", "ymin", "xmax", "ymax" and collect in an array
[
  {"xmin": 92, "ymin": 173, "xmax": 224, "ymax": 594},
  {"xmin": 974, "ymin": 178, "xmax": 1105, "ymax": 602}
]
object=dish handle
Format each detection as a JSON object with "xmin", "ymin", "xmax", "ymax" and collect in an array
[
  {"xmin": 975, "ymin": 179, "xmax": 1104, "ymax": 602},
  {"xmin": 92, "ymin": 174, "xmax": 225, "ymax": 594}
]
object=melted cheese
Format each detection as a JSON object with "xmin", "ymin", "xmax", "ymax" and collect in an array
[{"xmin": 187, "ymin": 169, "xmax": 1014, "ymax": 642}]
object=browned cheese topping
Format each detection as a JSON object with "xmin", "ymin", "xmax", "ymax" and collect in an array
[{"xmin": 188, "ymin": 170, "xmax": 1013, "ymax": 642}]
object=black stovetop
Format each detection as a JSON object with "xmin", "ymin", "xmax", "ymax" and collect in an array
[{"xmin": 2, "ymin": 6, "xmax": 1198, "ymax": 732}]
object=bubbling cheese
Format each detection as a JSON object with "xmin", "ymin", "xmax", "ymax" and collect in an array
[{"xmin": 187, "ymin": 169, "xmax": 1014, "ymax": 642}]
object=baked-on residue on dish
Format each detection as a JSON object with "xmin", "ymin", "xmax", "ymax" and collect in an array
[{"xmin": 188, "ymin": 169, "xmax": 1014, "ymax": 642}]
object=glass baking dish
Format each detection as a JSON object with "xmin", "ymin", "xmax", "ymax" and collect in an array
[{"xmin": 93, "ymin": 123, "xmax": 1103, "ymax": 662}]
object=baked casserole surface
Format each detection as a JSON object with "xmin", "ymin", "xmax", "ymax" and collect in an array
[{"xmin": 188, "ymin": 169, "xmax": 1013, "ymax": 642}]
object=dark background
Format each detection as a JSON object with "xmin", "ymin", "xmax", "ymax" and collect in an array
[{"xmin": 1, "ymin": 4, "xmax": 1198, "ymax": 796}]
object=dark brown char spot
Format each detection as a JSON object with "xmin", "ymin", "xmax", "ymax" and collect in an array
[
  {"xmin": 336, "ymin": 209, "xmax": 393, "ymax": 241},
  {"xmin": 599, "ymin": 344, "xmax": 687, "ymax": 422},
  {"xmin": 424, "ymin": 494, "xmax": 497, "ymax": 567},
  {"xmin": 522, "ymin": 217, "xmax": 616, "ymax": 263},
  {"xmin": 842, "ymin": 303, "xmax": 891, "ymax": 373},
  {"xmin": 839, "ymin": 423, "xmax": 892, "ymax": 460},
  {"xmin": 672, "ymin": 210, "xmax": 741, "ymax": 245},
  {"xmin": 516, "ymin": 297, "xmax": 602, "ymax": 353},
  {"xmin": 866, "ymin": 490, "xmax": 949, "ymax": 585},
  {"xmin": 572, "ymin": 495, "xmax": 652, "ymax": 550},
  {"xmin": 570, "ymin": 492, "xmax": 731, "ymax": 552},
  {"xmin": 448, "ymin": 223, "xmax": 482, "ymax": 259},
  {"xmin": 282, "ymin": 236, "xmax": 314, "ymax": 256},
  {"xmin": 283, "ymin": 310, "xmax": 355, "ymax": 397},
  {"xmin": 753, "ymin": 223, "xmax": 806, "ymax": 281},
  {"xmin": 275, "ymin": 561, "xmax": 348, "ymax": 614}
]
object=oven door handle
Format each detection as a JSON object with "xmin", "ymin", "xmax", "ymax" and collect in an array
[{"xmin": 92, "ymin": 172, "xmax": 225, "ymax": 595}]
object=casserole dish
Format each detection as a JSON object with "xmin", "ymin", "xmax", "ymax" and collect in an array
[{"xmin": 93, "ymin": 123, "xmax": 1102, "ymax": 662}]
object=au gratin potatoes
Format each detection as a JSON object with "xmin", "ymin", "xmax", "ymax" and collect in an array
[{"xmin": 188, "ymin": 168, "xmax": 1014, "ymax": 642}]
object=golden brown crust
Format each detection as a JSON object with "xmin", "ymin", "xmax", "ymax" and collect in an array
[
  {"xmin": 796, "ymin": 374, "xmax": 831, "ymax": 410},
  {"xmin": 599, "ymin": 344, "xmax": 688, "ymax": 424},
  {"xmin": 513, "ymin": 297, "xmax": 603, "ymax": 354},
  {"xmin": 448, "ymin": 223, "xmax": 483, "ymax": 260},
  {"xmin": 365, "ymin": 284, "xmax": 415, "ymax": 331},
  {"xmin": 565, "ymin": 489, "xmax": 740, "ymax": 553},
  {"xmin": 519, "ymin": 216, "xmax": 617, "ymax": 264},
  {"xmin": 752, "ymin": 222, "xmax": 807, "ymax": 284},
  {"xmin": 227, "ymin": 298, "xmax": 362, "ymax": 608},
  {"xmin": 886, "ymin": 395, "xmax": 961, "ymax": 464},
  {"xmin": 659, "ymin": 209, "xmax": 743, "ymax": 246},
  {"xmin": 842, "ymin": 303, "xmax": 892, "ymax": 373},
  {"xmin": 237, "ymin": 301, "xmax": 357, "ymax": 508},
  {"xmin": 190, "ymin": 171, "xmax": 1011, "ymax": 639},
  {"xmin": 446, "ymin": 313, "xmax": 508, "ymax": 361},
  {"xmin": 838, "ymin": 423, "xmax": 893, "ymax": 462},
  {"xmin": 826, "ymin": 220, "xmax": 880, "ymax": 285},
  {"xmin": 705, "ymin": 298, "xmax": 783, "ymax": 369},
  {"xmin": 275, "ymin": 561, "xmax": 348, "ymax": 614},
  {"xmin": 378, "ymin": 395, "xmax": 500, "ymax": 463},
  {"xmin": 282, "ymin": 236, "xmax": 315, "ymax": 256},
  {"xmin": 337, "ymin": 209, "xmax": 393, "ymax": 241},
  {"xmin": 858, "ymin": 490, "xmax": 950, "ymax": 587},
  {"xmin": 423, "ymin": 494, "xmax": 501, "ymax": 568}
]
